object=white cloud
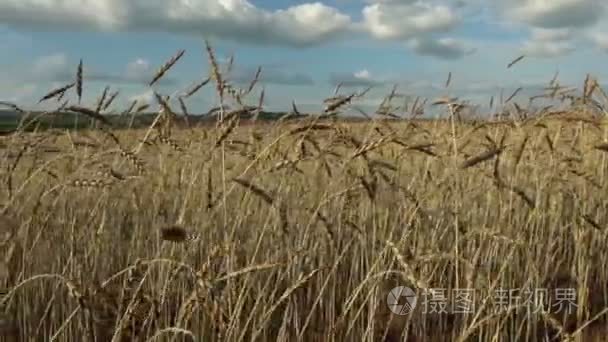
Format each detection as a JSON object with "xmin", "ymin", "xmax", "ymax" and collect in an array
[
  {"xmin": 522, "ymin": 40, "xmax": 575, "ymax": 57},
  {"xmin": 128, "ymin": 89, "xmax": 155, "ymax": 104},
  {"xmin": 0, "ymin": 0, "xmax": 352, "ymax": 47},
  {"xmin": 409, "ymin": 37, "xmax": 475, "ymax": 59},
  {"xmin": 329, "ymin": 69, "xmax": 384, "ymax": 87},
  {"xmin": 354, "ymin": 69, "xmax": 371, "ymax": 79},
  {"xmin": 595, "ymin": 37, "xmax": 608, "ymax": 51},
  {"xmin": 505, "ymin": 0, "xmax": 605, "ymax": 29},
  {"xmin": 521, "ymin": 28, "xmax": 577, "ymax": 57},
  {"xmin": 362, "ymin": 1, "xmax": 460, "ymax": 40},
  {"xmin": 0, "ymin": 0, "xmax": 125, "ymax": 30},
  {"xmin": 530, "ymin": 28, "xmax": 573, "ymax": 41},
  {"xmin": 126, "ymin": 58, "xmax": 151, "ymax": 79},
  {"xmin": 590, "ymin": 31, "xmax": 608, "ymax": 52}
]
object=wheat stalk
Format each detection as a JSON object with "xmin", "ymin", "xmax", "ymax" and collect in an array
[{"xmin": 149, "ymin": 49, "xmax": 185, "ymax": 86}]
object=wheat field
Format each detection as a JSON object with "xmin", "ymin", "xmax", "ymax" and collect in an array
[{"xmin": 1, "ymin": 45, "xmax": 608, "ymax": 341}]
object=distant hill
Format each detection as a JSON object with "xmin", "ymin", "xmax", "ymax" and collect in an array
[{"xmin": 0, "ymin": 109, "xmax": 316, "ymax": 133}]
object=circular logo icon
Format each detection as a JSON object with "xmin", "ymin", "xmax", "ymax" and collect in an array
[{"xmin": 387, "ymin": 286, "xmax": 417, "ymax": 315}]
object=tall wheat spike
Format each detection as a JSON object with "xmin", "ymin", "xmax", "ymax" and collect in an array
[{"xmin": 149, "ymin": 49, "xmax": 186, "ymax": 86}]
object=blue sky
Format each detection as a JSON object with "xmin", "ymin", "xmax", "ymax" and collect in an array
[{"xmin": 1, "ymin": 0, "xmax": 607, "ymax": 115}]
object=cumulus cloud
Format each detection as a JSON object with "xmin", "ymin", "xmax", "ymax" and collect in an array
[
  {"xmin": 590, "ymin": 32, "xmax": 608, "ymax": 52},
  {"xmin": 505, "ymin": 0, "xmax": 605, "ymax": 29},
  {"xmin": 529, "ymin": 28, "xmax": 573, "ymax": 41},
  {"xmin": 0, "ymin": 0, "xmax": 352, "ymax": 47},
  {"xmin": 128, "ymin": 89, "xmax": 155, "ymax": 104},
  {"xmin": 521, "ymin": 28, "xmax": 576, "ymax": 57},
  {"xmin": 362, "ymin": 1, "xmax": 460, "ymax": 40},
  {"xmin": 328, "ymin": 69, "xmax": 384, "ymax": 87},
  {"xmin": 522, "ymin": 40, "xmax": 575, "ymax": 57},
  {"xmin": 409, "ymin": 37, "xmax": 475, "ymax": 59},
  {"xmin": 126, "ymin": 58, "xmax": 151, "ymax": 79}
]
